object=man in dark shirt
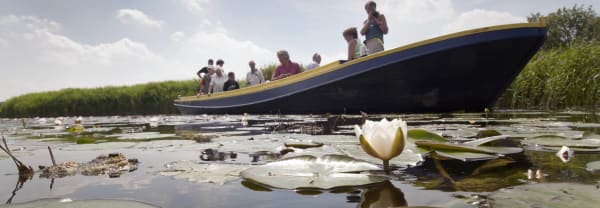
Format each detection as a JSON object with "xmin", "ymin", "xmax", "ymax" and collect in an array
[{"xmin": 223, "ymin": 72, "xmax": 240, "ymax": 91}]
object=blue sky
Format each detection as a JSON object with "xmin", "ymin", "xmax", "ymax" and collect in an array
[{"xmin": 1, "ymin": 0, "xmax": 599, "ymax": 101}]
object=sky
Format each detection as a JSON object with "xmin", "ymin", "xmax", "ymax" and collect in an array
[{"xmin": 0, "ymin": 0, "xmax": 599, "ymax": 101}]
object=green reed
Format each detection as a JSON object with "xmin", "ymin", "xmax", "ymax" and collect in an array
[
  {"xmin": 0, "ymin": 80, "xmax": 199, "ymax": 117},
  {"xmin": 496, "ymin": 41, "xmax": 600, "ymax": 110}
]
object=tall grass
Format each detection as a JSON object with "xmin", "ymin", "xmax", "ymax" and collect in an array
[
  {"xmin": 496, "ymin": 42, "xmax": 600, "ymax": 110},
  {"xmin": 0, "ymin": 80, "xmax": 198, "ymax": 117}
]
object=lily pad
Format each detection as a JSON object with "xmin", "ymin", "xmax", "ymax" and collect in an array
[
  {"xmin": 407, "ymin": 129, "xmax": 447, "ymax": 142},
  {"xmin": 240, "ymin": 154, "xmax": 386, "ymax": 189},
  {"xmin": 476, "ymin": 129, "xmax": 501, "ymax": 138},
  {"xmin": 414, "ymin": 134, "xmax": 521, "ymax": 161},
  {"xmin": 463, "ymin": 135, "xmax": 509, "ymax": 146},
  {"xmin": 1, "ymin": 198, "xmax": 159, "ymax": 208},
  {"xmin": 488, "ymin": 183, "xmax": 600, "ymax": 208},
  {"xmin": 430, "ymin": 150, "xmax": 501, "ymax": 161},
  {"xmin": 284, "ymin": 142, "xmax": 323, "ymax": 149},
  {"xmin": 336, "ymin": 144, "xmax": 424, "ymax": 167},
  {"xmin": 586, "ymin": 161, "xmax": 600, "ymax": 173},
  {"xmin": 161, "ymin": 160, "xmax": 249, "ymax": 185},
  {"xmin": 59, "ymin": 142, "xmax": 137, "ymax": 151},
  {"xmin": 522, "ymin": 135, "xmax": 600, "ymax": 148}
]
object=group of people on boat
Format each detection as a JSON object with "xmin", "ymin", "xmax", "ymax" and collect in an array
[{"xmin": 196, "ymin": 1, "xmax": 387, "ymax": 96}]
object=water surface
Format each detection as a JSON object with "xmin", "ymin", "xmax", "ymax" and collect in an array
[{"xmin": 1, "ymin": 111, "xmax": 599, "ymax": 207}]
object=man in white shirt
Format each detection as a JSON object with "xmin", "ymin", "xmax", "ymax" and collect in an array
[
  {"xmin": 246, "ymin": 60, "xmax": 265, "ymax": 86},
  {"xmin": 305, "ymin": 53, "xmax": 321, "ymax": 71},
  {"xmin": 209, "ymin": 68, "xmax": 228, "ymax": 94}
]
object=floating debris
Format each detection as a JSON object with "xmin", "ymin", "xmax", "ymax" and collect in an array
[{"xmin": 39, "ymin": 153, "xmax": 138, "ymax": 178}]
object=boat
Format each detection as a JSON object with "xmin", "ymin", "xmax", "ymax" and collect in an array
[{"xmin": 174, "ymin": 23, "xmax": 547, "ymax": 114}]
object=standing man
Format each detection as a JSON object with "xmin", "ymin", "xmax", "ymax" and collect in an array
[
  {"xmin": 197, "ymin": 59, "xmax": 214, "ymax": 96},
  {"xmin": 215, "ymin": 59, "xmax": 225, "ymax": 73},
  {"xmin": 305, "ymin": 53, "xmax": 321, "ymax": 71},
  {"xmin": 272, "ymin": 50, "xmax": 301, "ymax": 81},
  {"xmin": 360, "ymin": 1, "xmax": 388, "ymax": 55},
  {"xmin": 246, "ymin": 60, "xmax": 265, "ymax": 86}
]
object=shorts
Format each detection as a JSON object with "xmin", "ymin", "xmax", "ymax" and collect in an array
[{"xmin": 365, "ymin": 38, "xmax": 384, "ymax": 55}]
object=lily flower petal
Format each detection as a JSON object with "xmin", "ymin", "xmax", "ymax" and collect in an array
[{"xmin": 556, "ymin": 145, "xmax": 574, "ymax": 163}]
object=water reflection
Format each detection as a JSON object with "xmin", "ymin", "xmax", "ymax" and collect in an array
[
  {"xmin": 2, "ymin": 111, "xmax": 600, "ymax": 207},
  {"xmin": 356, "ymin": 181, "xmax": 407, "ymax": 208},
  {"xmin": 5, "ymin": 174, "xmax": 31, "ymax": 204}
]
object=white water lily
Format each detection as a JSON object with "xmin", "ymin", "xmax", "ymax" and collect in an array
[
  {"xmin": 354, "ymin": 118, "xmax": 407, "ymax": 172},
  {"xmin": 556, "ymin": 145, "xmax": 574, "ymax": 163}
]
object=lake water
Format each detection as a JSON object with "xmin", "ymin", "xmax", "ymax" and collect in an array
[{"xmin": 1, "ymin": 111, "xmax": 599, "ymax": 207}]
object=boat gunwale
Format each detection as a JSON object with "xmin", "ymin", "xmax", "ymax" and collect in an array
[{"xmin": 175, "ymin": 22, "xmax": 546, "ymax": 103}]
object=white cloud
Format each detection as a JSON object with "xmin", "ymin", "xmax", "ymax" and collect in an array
[
  {"xmin": 443, "ymin": 9, "xmax": 526, "ymax": 34},
  {"xmin": 178, "ymin": 0, "xmax": 210, "ymax": 13},
  {"xmin": 0, "ymin": 15, "xmax": 278, "ymax": 100},
  {"xmin": 116, "ymin": 9, "xmax": 164, "ymax": 29},
  {"xmin": 378, "ymin": 0, "xmax": 455, "ymax": 24},
  {"xmin": 166, "ymin": 30, "xmax": 274, "ymax": 80},
  {"xmin": 0, "ymin": 15, "xmax": 182, "ymax": 101},
  {"xmin": 170, "ymin": 31, "xmax": 186, "ymax": 42}
]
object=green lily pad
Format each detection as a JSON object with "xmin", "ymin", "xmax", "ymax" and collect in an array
[
  {"xmin": 240, "ymin": 154, "xmax": 386, "ymax": 189},
  {"xmin": 408, "ymin": 129, "xmax": 447, "ymax": 142},
  {"xmin": 586, "ymin": 161, "xmax": 600, "ymax": 173},
  {"xmin": 476, "ymin": 129, "xmax": 501, "ymax": 138},
  {"xmin": 1, "ymin": 198, "xmax": 159, "ymax": 208},
  {"xmin": 59, "ymin": 142, "xmax": 138, "ymax": 151},
  {"xmin": 336, "ymin": 144, "xmax": 424, "ymax": 167},
  {"xmin": 522, "ymin": 135, "xmax": 600, "ymax": 148},
  {"xmin": 161, "ymin": 161, "xmax": 249, "ymax": 185},
  {"xmin": 430, "ymin": 150, "xmax": 500, "ymax": 161},
  {"xmin": 284, "ymin": 142, "xmax": 324, "ymax": 149},
  {"xmin": 488, "ymin": 183, "xmax": 600, "ymax": 208},
  {"xmin": 415, "ymin": 141, "xmax": 494, "ymax": 154},
  {"xmin": 413, "ymin": 133, "xmax": 521, "ymax": 161},
  {"xmin": 463, "ymin": 135, "xmax": 509, "ymax": 146}
]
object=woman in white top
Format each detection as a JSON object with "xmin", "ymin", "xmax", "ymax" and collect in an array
[{"xmin": 209, "ymin": 69, "xmax": 228, "ymax": 94}]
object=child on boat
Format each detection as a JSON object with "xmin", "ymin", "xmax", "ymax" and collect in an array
[{"xmin": 343, "ymin": 27, "xmax": 366, "ymax": 60}]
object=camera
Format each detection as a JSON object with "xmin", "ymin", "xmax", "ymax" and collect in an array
[{"xmin": 372, "ymin": 11, "xmax": 380, "ymax": 18}]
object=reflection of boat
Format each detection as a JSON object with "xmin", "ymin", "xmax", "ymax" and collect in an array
[{"xmin": 175, "ymin": 23, "xmax": 547, "ymax": 114}]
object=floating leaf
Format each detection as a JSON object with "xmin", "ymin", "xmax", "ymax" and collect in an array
[
  {"xmin": 586, "ymin": 161, "xmax": 600, "ymax": 173},
  {"xmin": 431, "ymin": 150, "xmax": 500, "ymax": 161},
  {"xmin": 284, "ymin": 142, "xmax": 323, "ymax": 149},
  {"xmin": 463, "ymin": 135, "xmax": 509, "ymax": 146},
  {"xmin": 161, "ymin": 161, "xmax": 248, "ymax": 185},
  {"xmin": 522, "ymin": 135, "xmax": 600, "ymax": 148},
  {"xmin": 336, "ymin": 144, "xmax": 423, "ymax": 167},
  {"xmin": 488, "ymin": 183, "xmax": 600, "ymax": 208},
  {"xmin": 415, "ymin": 141, "xmax": 493, "ymax": 154},
  {"xmin": 476, "ymin": 129, "xmax": 501, "ymax": 138},
  {"xmin": 2, "ymin": 198, "xmax": 159, "ymax": 208},
  {"xmin": 407, "ymin": 129, "xmax": 447, "ymax": 142},
  {"xmin": 240, "ymin": 155, "xmax": 386, "ymax": 189},
  {"xmin": 59, "ymin": 142, "xmax": 137, "ymax": 151},
  {"xmin": 76, "ymin": 137, "xmax": 95, "ymax": 144}
]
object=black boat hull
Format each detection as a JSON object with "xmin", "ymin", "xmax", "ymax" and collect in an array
[{"xmin": 175, "ymin": 24, "xmax": 546, "ymax": 114}]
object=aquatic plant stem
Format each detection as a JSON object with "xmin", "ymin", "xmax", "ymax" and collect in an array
[
  {"xmin": 433, "ymin": 159, "xmax": 455, "ymax": 184},
  {"xmin": 48, "ymin": 146, "xmax": 57, "ymax": 166},
  {"xmin": 0, "ymin": 136, "xmax": 34, "ymax": 179},
  {"xmin": 383, "ymin": 160, "xmax": 390, "ymax": 174}
]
